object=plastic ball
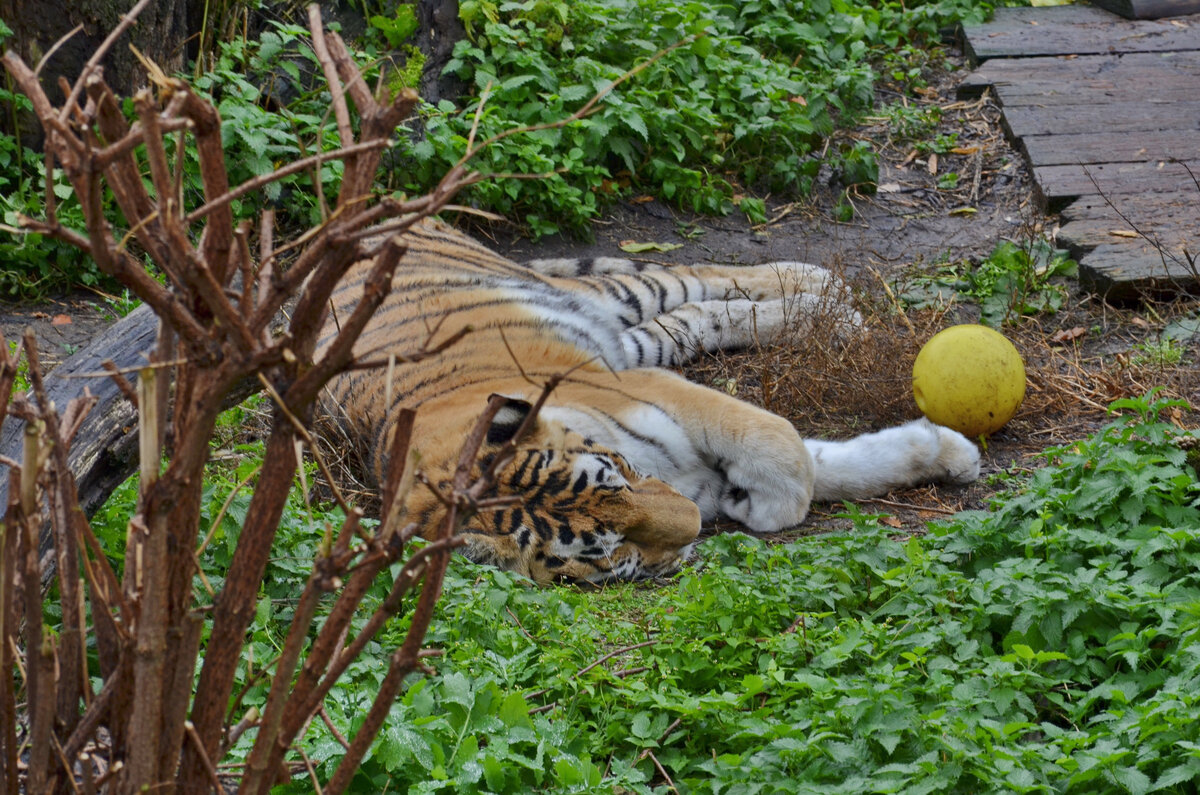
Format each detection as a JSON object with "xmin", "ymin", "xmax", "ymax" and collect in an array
[{"xmin": 912, "ymin": 324, "xmax": 1026, "ymax": 437}]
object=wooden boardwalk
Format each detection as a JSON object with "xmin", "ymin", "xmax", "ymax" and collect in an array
[{"xmin": 958, "ymin": 4, "xmax": 1200, "ymax": 299}]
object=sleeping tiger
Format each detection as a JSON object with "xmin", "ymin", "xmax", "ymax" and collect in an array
[{"xmin": 317, "ymin": 219, "xmax": 980, "ymax": 585}]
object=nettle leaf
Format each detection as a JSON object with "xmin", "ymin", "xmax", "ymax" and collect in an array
[
  {"xmin": 440, "ymin": 672, "xmax": 475, "ymax": 709},
  {"xmin": 560, "ymin": 84, "xmax": 590, "ymax": 102},
  {"xmin": 622, "ymin": 110, "xmax": 649, "ymax": 142},
  {"xmin": 1155, "ymin": 760, "xmax": 1200, "ymax": 789},
  {"xmin": 500, "ymin": 73, "xmax": 539, "ymax": 92},
  {"xmin": 1110, "ymin": 765, "xmax": 1152, "ymax": 795},
  {"xmin": 382, "ymin": 723, "xmax": 434, "ymax": 769}
]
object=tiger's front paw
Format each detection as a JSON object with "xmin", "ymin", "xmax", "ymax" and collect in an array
[{"xmin": 926, "ymin": 420, "xmax": 982, "ymax": 484}]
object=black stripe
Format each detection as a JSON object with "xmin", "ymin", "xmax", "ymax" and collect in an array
[{"xmin": 631, "ymin": 272, "xmax": 669, "ymax": 314}]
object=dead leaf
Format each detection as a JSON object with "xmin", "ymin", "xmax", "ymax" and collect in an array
[
  {"xmin": 1050, "ymin": 326, "xmax": 1087, "ymax": 344},
  {"xmin": 1108, "ymin": 230, "xmax": 1139, "ymax": 238},
  {"xmin": 881, "ymin": 516, "xmax": 903, "ymax": 529},
  {"xmin": 51, "ymin": 314, "xmax": 72, "ymax": 326},
  {"xmin": 789, "ymin": 95, "xmax": 807, "ymax": 107},
  {"xmin": 927, "ymin": 153, "xmax": 938, "ymax": 175},
  {"xmin": 630, "ymin": 195, "xmax": 655, "ymax": 204},
  {"xmin": 877, "ymin": 182, "xmax": 902, "ymax": 194},
  {"xmin": 618, "ymin": 240, "xmax": 683, "ymax": 254},
  {"xmin": 1131, "ymin": 316, "xmax": 1152, "ymax": 330}
]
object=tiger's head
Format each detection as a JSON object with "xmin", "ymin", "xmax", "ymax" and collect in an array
[{"xmin": 408, "ymin": 397, "xmax": 701, "ymax": 585}]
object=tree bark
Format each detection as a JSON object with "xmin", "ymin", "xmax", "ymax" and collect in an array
[
  {"xmin": 0, "ymin": 0, "xmax": 190, "ymax": 142},
  {"xmin": 416, "ymin": 0, "xmax": 465, "ymax": 105}
]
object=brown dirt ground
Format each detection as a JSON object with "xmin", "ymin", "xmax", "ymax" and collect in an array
[{"xmin": 3, "ymin": 50, "xmax": 1197, "ymax": 543}]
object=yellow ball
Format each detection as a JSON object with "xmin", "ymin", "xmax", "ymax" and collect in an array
[{"xmin": 912, "ymin": 324, "xmax": 1026, "ymax": 437}]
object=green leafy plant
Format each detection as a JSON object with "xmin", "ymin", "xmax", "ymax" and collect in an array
[
  {"xmin": 832, "ymin": 139, "xmax": 879, "ymax": 193},
  {"xmin": 916, "ymin": 131, "xmax": 959, "ymax": 155},
  {"xmin": 1130, "ymin": 337, "xmax": 1187, "ymax": 369},
  {"xmin": 190, "ymin": 22, "xmax": 346, "ymax": 228},
  {"xmin": 369, "ymin": 4, "xmax": 419, "ymax": 47},
  {"xmin": 393, "ymin": 0, "xmax": 994, "ymax": 236},
  {"xmin": 881, "ymin": 100, "xmax": 942, "ymax": 142},
  {"xmin": 177, "ymin": 392, "xmax": 1197, "ymax": 792},
  {"xmin": 900, "ymin": 238, "xmax": 1078, "ymax": 327},
  {"xmin": 0, "ymin": 20, "xmax": 104, "ymax": 296},
  {"xmin": 936, "ymin": 170, "xmax": 959, "ymax": 189}
]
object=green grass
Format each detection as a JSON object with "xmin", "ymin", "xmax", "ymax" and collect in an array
[{"xmin": 87, "ymin": 392, "xmax": 1200, "ymax": 792}]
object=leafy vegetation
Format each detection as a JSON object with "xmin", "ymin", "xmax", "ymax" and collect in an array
[
  {"xmin": 404, "ymin": 0, "xmax": 995, "ymax": 236},
  {"xmin": 0, "ymin": 0, "xmax": 996, "ymax": 294},
  {"xmin": 900, "ymin": 238, "xmax": 1078, "ymax": 327},
  {"xmin": 191, "ymin": 21, "xmax": 347, "ymax": 226},
  {"xmin": 89, "ymin": 393, "xmax": 1200, "ymax": 792},
  {"xmin": 0, "ymin": 20, "xmax": 104, "ymax": 297}
]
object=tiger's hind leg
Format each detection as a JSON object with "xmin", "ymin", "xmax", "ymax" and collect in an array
[
  {"xmin": 522, "ymin": 255, "xmax": 663, "ymax": 277},
  {"xmin": 619, "ymin": 293, "xmax": 862, "ymax": 367}
]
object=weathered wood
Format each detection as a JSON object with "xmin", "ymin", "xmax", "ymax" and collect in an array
[
  {"xmin": 1033, "ymin": 160, "xmax": 1200, "ymax": 210},
  {"xmin": 962, "ymin": 6, "xmax": 1200, "ymax": 63},
  {"xmin": 1060, "ymin": 190, "xmax": 1200, "ymax": 223},
  {"xmin": 1000, "ymin": 101, "xmax": 1200, "ymax": 137},
  {"xmin": 0, "ymin": 306, "xmax": 155, "ymax": 582},
  {"xmin": 1022, "ymin": 130, "xmax": 1200, "ymax": 166},
  {"xmin": 960, "ymin": 4, "xmax": 1200, "ymax": 300},
  {"xmin": 1074, "ymin": 241, "xmax": 1198, "ymax": 299},
  {"xmin": 0, "ymin": 305, "xmax": 155, "ymax": 515},
  {"xmin": 1058, "ymin": 191, "xmax": 1199, "ymax": 250},
  {"xmin": 992, "ymin": 83, "xmax": 1197, "ymax": 107},
  {"xmin": 1065, "ymin": 213, "xmax": 1195, "ymax": 250},
  {"xmin": 958, "ymin": 50, "xmax": 1200, "ymax": 98},
  {"xmin": 1090, "ymin": 0, "xmax": 1200, "ymax": 20}
]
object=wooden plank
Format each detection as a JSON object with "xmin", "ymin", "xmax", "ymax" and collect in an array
[
  {"xmin": 958, "ymin": 51, "xmax": 1200, "ymax": 98},
  {"xmin": 1059, "ymin": 220, "xmax": 1195, "ymax": 252},
  {"xmin": 1033, "ymin": 160, "xmax": 1200, "ymax": 209},
  {"xmin": 0, "ymin": 304, "xmax": 260, "ymax": 584},
  {"xmin": 962, "ymin": 7, "xmax": 1200, "ymax": 62},
  {"xmin": 975, "ymin": 5, "xmax": 1121, "ymax": 26},
  {"xmin": 1090, "ymin": 0, "xmax": 1200, "ymax": 20},
  {"xmin": 1001, "ymin": 101, "xmax": 1200, "ymax": 137},
  {"xmin": 1075, "ymin": 241, "xmax": 1199, "ymax": 299},
  {"xmin": 1058, "ymin": 210, "xmax": 1195, "ymax": 249},
  {"xmin": 1059, "ymin": 190, "xmax": 1198, "ymax": 299},
  {"xmin": 1060, "ymin": 190, "xmax": 1200, "ymax": 222},
  {"xmin": 990, "ymin": 77, "xmax": 1200, "ymax": 106},
  {"xmin": 1022, "ymin": 130, "xmax": 1200, "ymax": 166}
]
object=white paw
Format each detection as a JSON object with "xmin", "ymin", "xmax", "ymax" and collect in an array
[{"xmin": 923, "ymin": 419, "xmax": 982, "ymax": 484}]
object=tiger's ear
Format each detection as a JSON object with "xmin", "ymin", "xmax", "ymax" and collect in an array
[{"xmin": 486, "ymin": 395, "xmax": 534, "ymax": 445}]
